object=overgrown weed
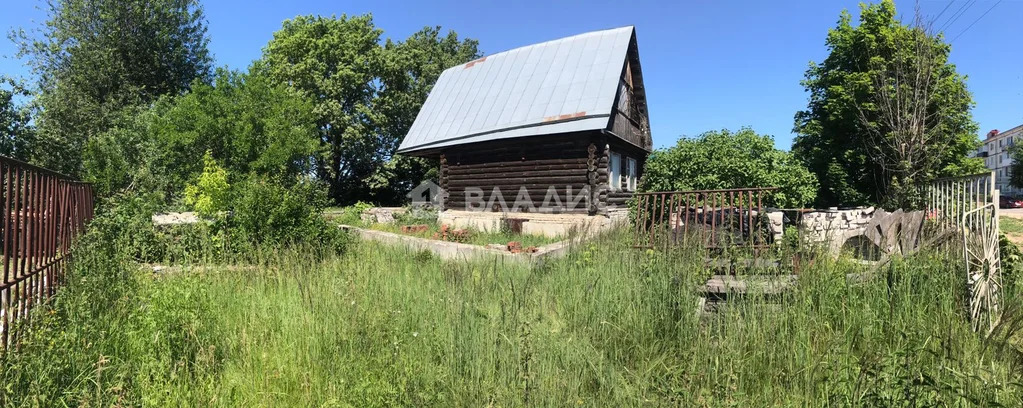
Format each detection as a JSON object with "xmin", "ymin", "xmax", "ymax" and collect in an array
[{"xmin": 3, "ymin": 222, "xmax": 1023, "ymax": 406}]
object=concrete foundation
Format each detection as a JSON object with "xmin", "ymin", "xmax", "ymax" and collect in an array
[
  {"xmin": 339, "ymin": 225, "xmax": 586, "ymax": 264},
  {"xmin": 437, "ymin": 210, "xmax": 621, "ymax": 238}
]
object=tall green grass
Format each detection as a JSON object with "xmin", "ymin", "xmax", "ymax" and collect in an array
[
  {"xmin": 329, "ymin": 211, "xmax": 561, "ymax": 248},
  {"xmin": 3, "ymin": 228, "xmax": 1023, "ymax": 406}
]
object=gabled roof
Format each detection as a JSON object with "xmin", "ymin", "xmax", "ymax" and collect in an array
[{"xmin": 397, "ymin": 26, "xmax": 638, "ymax": 155}]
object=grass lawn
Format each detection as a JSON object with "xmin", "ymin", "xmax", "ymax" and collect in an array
[
  {"xmin": 3, "ymin": 229, "xmax": 1023, "ymax": 406},
  {"xmin": 1003, "ymin": 216, "xmax": 1023, "ymax": 238}
]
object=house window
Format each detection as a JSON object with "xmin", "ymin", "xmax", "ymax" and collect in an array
[
  {"xmin": 610, "ymin": 152, "xmax": 622, "ymax": 191},
  {"xmin": 627, "ymin": 158, "xmax": 637, "ymax": 191}
]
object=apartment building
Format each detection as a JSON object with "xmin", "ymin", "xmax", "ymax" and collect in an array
[{"xmin": 978, "ymin": 124, "xmax": 1023, "ymax": 197}]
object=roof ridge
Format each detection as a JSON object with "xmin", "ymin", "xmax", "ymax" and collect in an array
[{"xmin": 449, "ymin": 26, "xmax": 634, "ymax": 71}]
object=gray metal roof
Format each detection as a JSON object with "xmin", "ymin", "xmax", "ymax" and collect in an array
[{"xmin": 396, "ymin": 26, "xmax": 635, "ymax": 155}]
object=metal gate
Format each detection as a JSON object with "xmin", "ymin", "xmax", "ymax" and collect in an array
[
  {"xmin": 0, "ymin": 157, "xmax": 94, "ymax": 347},
  {"xmin": 924, "ymin": 172, "xmax": 1001, "ymax": 333}
]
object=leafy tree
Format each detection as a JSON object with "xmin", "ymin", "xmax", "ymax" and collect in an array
[
  {"xmin": 0, "ymin": 77, "xmax": 34, "ymax": 160},
  {"xmin": 13, "ymin": 0, "xmax": 212, "ymax": 175},
  {"xmin": 84, "ymin": 70, "xmax": 319, "ymax": 199},
  {"xmin": 1009, "ymin": 144, "xmax": 1023, "ymax": 191},
  {"xmin": 368, "ymin": 27, "xmax": 481, "ymax": 203},
  {"xmin": 255, "ymin": 15, "xmax": 479, "ymax": 204},
  {"xmin": 792, "ymin": 0, "xmax": 983, "ymax": 208},
  {"xmin": 641, "ymin": 128, "xmax": 818, "ymax": 208}
]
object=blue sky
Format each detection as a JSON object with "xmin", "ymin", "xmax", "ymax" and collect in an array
[{"xmin": 2, "ymin": 0, "xmax": 1021, "ymax": 150}]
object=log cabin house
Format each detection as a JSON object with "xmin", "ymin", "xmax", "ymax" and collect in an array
[{"xmin": 397, "ymin": 26, "xmax": 652, "ymax": 235}]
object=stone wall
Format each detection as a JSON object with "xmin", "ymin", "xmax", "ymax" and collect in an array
[{"xmin": 800, "ymin": 207, "xmax": 876, "ymax": 254}]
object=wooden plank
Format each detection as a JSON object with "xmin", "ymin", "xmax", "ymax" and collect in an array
[
  {"xmin": 448, "ymin": 168, "xmax": 587, "ymax": 180},
  {"xmin": 446, "ymin": 163, "xmax": 588, "ymax": 175},
  {"xmin": 451, "ymin": 150, "xmax": 589, "ymax": 163},
  {"xmin": 446, "ymin": 177, "xmax": 590, "ymax": 187},
  {"xmin": 446, "ymin": 157, "xmax": 589, "ymax": 170},
  {"xmin": 447, "ymin": 196, "xmax": 592, "ymax": 206},
  {"xmin": 447, "ymin": 195, "xmax": 591, "ymax": 205},
  {"xmin": 443, "ymin": 202, "xmax": 590, "ymax": 212}
]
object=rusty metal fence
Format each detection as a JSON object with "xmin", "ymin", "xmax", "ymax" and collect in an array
[
  {"xmin": 0, "ymin": 156, "xmax": 94, "ymax": 347},
  {"xmin": 633, "ymin": 187, "xmax": 777, "ymax": 253}
]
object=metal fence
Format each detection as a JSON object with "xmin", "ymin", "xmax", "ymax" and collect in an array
[
  {"xmin": 632, "ymin": 187, "xmax": 777, "ymax": 254},
  {"xmin": 0, "ymin": 156, "xmax": 94, "ymax": 347},
  {"xmin": 923, "ymin": 172, "xmax": 1002, "ymax": 333}
]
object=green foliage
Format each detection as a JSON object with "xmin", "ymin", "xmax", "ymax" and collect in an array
[
  {"xmin": 0, "ymin": 76, "xmax": 34, "ymax": 160},
  {"xmin": 0, "ymin": 219, "xmax": 224, "ymax": 406},
  {"xmin": 229, "ymin": 178, "xmax": 322, "ymax": 244},
  {"xmin": 15, "ymin": 0, "xmax": 212, "ymax": 175},
  {"xmin": 229, "ymin": 178, "xmax": 351, "ymax": 254},
  {"xmin": 151, "ymin": 71, "xmax": 319, "ymax": 187},
  {"xmin": 331, "ymin": 201, "xmax": 374, "ymax": 225},
  {"xmin": 83, "ymin": 69, "xmax": 319, "ymax": 199},
  {"xmin": 80, "ymin": 105, "xmax": 158, "ymax": 197},
  {"xmin": 1000, "ymin": 233, "xmax": 1023, "ymax": 282},
  {"xmin": 793, "ymin": 0, "xmax": 983, "ymax": 207},
  {"xmin": 184, "ymin": 152, "xmax": 230, "ymax": 217},
  {"xmin": 1008, "ymin": 144, "xmax": 1023, "ymax": 191},
  {"xmin": 393, "ymin": 205, "xmax": 438, "ymax": 225},
  {"xmin": 81, "ymin": 192, "xmax": 225, "ymax": 265},
  {"xmin": 87, "ymin": 192, "xmax": 167, "ymax": 262},
  {"xmin": 782, "ymin": 225, "xmax": 801, "ymax": 251},
  {"xmin": 641, "ymin": 128, "xmax": 818, "ymax": 208},
  {"xmin": 5, "ymin": 229, "xmax": 1023, "ymax": 405},
  {"xmin": 255, "ymin": 15, "xmax": 479, "ymax": 204}
]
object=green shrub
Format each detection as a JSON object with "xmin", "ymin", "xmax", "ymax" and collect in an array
[
  {"xmin": 394, "ymin": 205, "xmax": 437, "ymax": 224},
  {"xmin": 88, "ymin": 192, "xmax": 166, "ymax": 262},
  {"xmin": 335, "ymin": 201, "xmax": 373, "ymax": 225},
  {"xmin": 229, "ymin": 177, "xmax": 351, "ymax": 254},
  {"xmin": 183, "ymin": 151, "xmax": 231, "ymax": 218},
  {"xmin": 1000, "ymin": 233, "xmax": 1022, "ymax": 287},
  {"xmin": 87, "ymin": 191, "xmax": 232, "ymax": 265},
  {"xmin": 83, "ymin": 70, "xmax": 320, "ymax": 201}
]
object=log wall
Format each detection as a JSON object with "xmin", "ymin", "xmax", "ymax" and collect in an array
[
  {"xmin": 441, "ymin": 133, "xmax": 600, "ymax": 214},
  {"xmin": 435, "ymin": 132, "xmax": 647, "ymax": 215},
  {"xmin": 602, "ymin": 138, "xmax": 647, "ymax": 212}
]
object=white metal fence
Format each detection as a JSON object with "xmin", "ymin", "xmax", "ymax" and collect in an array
[{"xmin": 924, "ymin": 172, "xmax": 1002, "ymax": 333}]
